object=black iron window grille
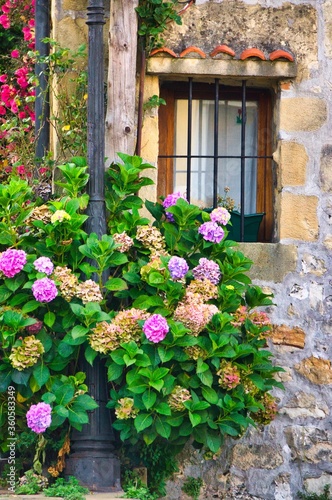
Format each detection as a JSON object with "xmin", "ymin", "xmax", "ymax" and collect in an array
[{"xmin": 158, "ymin": 78, "xmax": 274, "ymax": 242}]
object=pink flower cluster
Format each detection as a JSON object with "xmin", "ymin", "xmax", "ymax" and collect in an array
[
  {"xmin": 0, "ymin": 248, "xmax": 27, "ymax": 277},
  {"xmin": 143, "ymin": 314, "xmax": 169, "ymax": 343},
  {"xmin": 26, "ymin": 402, "xmax": 52, "ymax": 434},
  {"xmin": 32, "ymin": 277, "xmax": 58, "ymax": 303},
  {"xmin": 210, "ymin": 206, "xmax": 231, "ymax": 226},
  {"xmin": 0, "ymin": 0, "xmax": 36, "ymax": 171},
  {"xmin": 193, "ymin": 257, "xmax": 221, "ymax": 285},
  {"xmin": 174, "ymin": 300, "xmax": 218, "ymax": 336},
  {"xmin": 162, "ymin": 192, "xmax": 188, "ymax": 222},
  {"xmin": 198, "ymin": 221, "xmax": 224, "ymax": 244},
  {"xmin": 33, "ymin": 257, "xmax": 54, "ymax": 275}
]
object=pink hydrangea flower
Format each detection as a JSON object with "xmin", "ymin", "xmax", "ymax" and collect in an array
[
  {"xmin": 143, "ymin": 314, "xmax": 169, "ymax": 343},
  {"xmin": 198, "ymin": 221, "xmax": 224, "ymax": 244},
  {"xmin": 26, "ymin": 402, "xmax": 52, "ymax": 434},
  {"xmin": 0, "ymin": 249, "xmax": 27, "ymax": 277},
  {"xmin": 162, "ymin": 192, "xmax": 188, "ymax": 222},
  {"xmin": 32, "ymin": 277, "xmax": 58, "ymax": 303},
  {"xmin": 210, "ymin": 207, "xmax": 231, "ymax": 226},
  {"xmin": 193, "ymin": 258, "xmax": 221, "ymax": 285},
  {"xmin": 33, "ymin": 257, "xmax": 54, "ymax": 275}
]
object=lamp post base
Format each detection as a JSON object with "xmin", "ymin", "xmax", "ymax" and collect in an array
[{"xmin": 65, "ymin": 451, "xmax": 121, "ymax": 492}]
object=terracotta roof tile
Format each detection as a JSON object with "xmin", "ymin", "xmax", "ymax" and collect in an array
[
  {"xmin": 269, "ymin": 49, "xmax": 294, "ymax": 61},
  {"xmin": 150, "ymin": 47, "xmax": 178, "ymax": 58},
  {"xmin": 179, "ymin": 46, "xmax": 206, "ymax": 58},
  {"xmin": 149, "ymin": 45, "xmax": 295, "ymax": 63},
  {"xmin": 240, "ymin": 48, "xmax": 266, "ymax": 60},
  {"xmin": 210, "ymin": 45, "xmax": 235, "ymax": 57}
]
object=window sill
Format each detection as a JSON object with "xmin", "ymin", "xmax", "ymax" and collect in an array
[{"xmin": 236, "ymin": 242, "xmax": 298, "ymax": 283}]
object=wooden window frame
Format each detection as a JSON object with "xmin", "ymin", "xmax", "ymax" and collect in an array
[{"xmin": 157, "ymin": 81, "xmax": 274, "ymax": 242}]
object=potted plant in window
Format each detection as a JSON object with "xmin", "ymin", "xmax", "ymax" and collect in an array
[{"xmin": 217, "ymin": 187, "xmax": 265, "ymax": 242}]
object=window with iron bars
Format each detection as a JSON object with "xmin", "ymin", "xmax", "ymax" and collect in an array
[{"xmin": 157, "ymin": 79, "xmax": 274, "ymax": 242}]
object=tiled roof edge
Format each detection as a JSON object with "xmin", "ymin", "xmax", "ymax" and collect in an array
[{"xmin": 149, "ymin": 45, "xmax": 295, "ymax": 62}]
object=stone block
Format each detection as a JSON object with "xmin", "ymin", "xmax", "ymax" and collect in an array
[
  {"xmin": 301, "ymin": 253, "xmax": 327, "ymax": 276},
  {"xmin": 280, "ymin": 391, "xmax": 328, "ymax": 419},
  {"xmin": 295, "ymin": 356, "xmax": 332, "ymax": 384},
  {"xmin": 239, "ymin": 243, "xmax": 297, "ymax": 282},
  {"xmin": 271, "ymin": 325, "xmax": 305, "ymax": 348},
  {"xmin": 320, "ymin": 144, "xmax": 332, "ymax": 192},
  {"xmin": 280, "ymin": 97, "xmax": 327, "ymax": 132},
  {"xmin": 56, "ymin": 17, "xmax": 88, "ymax": 52},
  {"xmin": 323, "ymin": 0, "xmax": 332, "ymax": 57},
  {"xmin": 284, "ymin": 425, "xmax": 332, "ymax": 462},
  {"xmin": 280, "ymin": 193, "xmax": 318, "ymax": 241},
  {"xmin": 274, "ymin": 141, "xmax": 308, "ymax": 187},
  {"xmin": 63, "ymin": 0, "xmax": 87, "ymax": 10},
  {"xmin": 305, "ymin": 474, "xmax": 332, "ymax": 496},
  {"xmin": 231, "ymin": 443, "xmax": 283, "ymax": 470}
]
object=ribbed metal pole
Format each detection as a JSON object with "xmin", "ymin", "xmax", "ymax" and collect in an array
[
  {"xmin": 65, "ymin": 0, "xmax": 121, "ymax": 491},
  {"xmin": 35, "ymin": 0, "xmax": 50, "ymax": 160},
  {"xmin": 85, "ymin": 0, "xmax": 107, "ymax": 237}
]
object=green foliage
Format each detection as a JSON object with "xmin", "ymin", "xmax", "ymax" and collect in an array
[
  {"xmin": 122, "ymin": 470, "xmax": 158, "ymax": 500},
  {"xmin": 16, "ymin": 469, "xmax": 48, "ymax": 495},
  {"xmin": 38, "ymin": 40, "xmax": 88, "ymax": 162},
  {"xmin": 0, "ymin": 37, "xmax": 88, "ymax": 182},
  {"xmin": 0, "ymin": 26, "xmax": 22, "ymax": 73},
  {"xmin": 182, "ymin": 476, "xmax": 203, "ymax": 500},
  {"xmin": 298, "ymin": 485, "xmax": 331, "ymax": 500},
  {"xmin": 43, "ymin": 476, "xmax": 89, "ymax": 500},
  {"xmin": 144, "ymin": 94, "xmax": 166, "ymax": 111},
  {"xmin": 139, "ymin": 442, "xmax": 179, "ymax": 497},
  {"xmin": 0, "ymin": 153, "xmax": 282, "ymax": 474},
  {"xmin": 136, "ymin": 0, "xmax": 182, "ymax": 54}
]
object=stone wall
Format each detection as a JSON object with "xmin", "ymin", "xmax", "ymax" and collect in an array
[
  {"xmin": 148, "ymin": 1, "xmax": 332, "ymax": 498},
  {"xmin": 50, "ymin": 1, "xmax": 332, "ymax": 498}
]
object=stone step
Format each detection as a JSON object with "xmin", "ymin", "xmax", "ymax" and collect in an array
[{"xmin": 0, "ymin": 492, "xmax": 137, "ymax": 500}]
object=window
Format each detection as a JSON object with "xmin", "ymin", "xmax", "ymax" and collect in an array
[{"xmin": 158, "ymin": 79, "xmax": 274, "ymax": 242}]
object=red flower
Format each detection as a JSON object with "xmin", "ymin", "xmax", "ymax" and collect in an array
[{"xmin": 0, "ymin": 14, "xmax": 10, "ymax": 29}]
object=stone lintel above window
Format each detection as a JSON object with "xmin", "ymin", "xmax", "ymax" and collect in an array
[{"xmin": 146, "ymin": 58, "xmax": 297, "ymax": 80}]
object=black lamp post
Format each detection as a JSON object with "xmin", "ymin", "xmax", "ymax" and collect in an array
[{"xmin": 65, "ymin": 0, "xmax": 121, "ymax": 491}]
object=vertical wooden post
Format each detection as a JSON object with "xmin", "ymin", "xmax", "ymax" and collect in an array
[{"xmin": 105, "ymin": 0, "xmax": 139, "ymax": 163}]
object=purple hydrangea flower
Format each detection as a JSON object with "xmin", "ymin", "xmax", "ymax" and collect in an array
[
  {"xmin": 168, "ymin": 256, "xmax": 189, "ymax": 280},
  {"xmin": 32, "ymin": 277, "xmax": 58, "ymax": 303},
  {"xmin": 0, "ymin": 249, "xmax": 27, "ymax": 278},
  {"xmin": 26, "ymin": 402, "xmax": 52, "ymax": 434},
  {"xmin": 143, "ymin": 314, "xmax": 169, "ymax": 343},
  {"xmin": 198, "ymin": 221, "xmax": 224, "ymax": 244},
  {"xmin": 210, "ymin": 207, "xmax": 231, "ymax": 226},
  {"xmin": 193, "ymin": 257, "xmax": 221, "ymax": 285},
  {"xmin": 33, "ymin": 257, "xmax": 54, "ymax": 275},
  {"xmin": 162, "ymin": 192, "xmax": 188, "ymax": 222}
]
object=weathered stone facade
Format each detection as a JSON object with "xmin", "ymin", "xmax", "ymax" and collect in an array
[{"xmin": 52, "ymin": 1, "xmax": 332, "ymax": 498}]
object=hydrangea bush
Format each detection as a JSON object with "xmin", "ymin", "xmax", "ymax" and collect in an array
[{"xmin": 0, "ymin": 153, "xmax": 283, "ymax": 464}]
